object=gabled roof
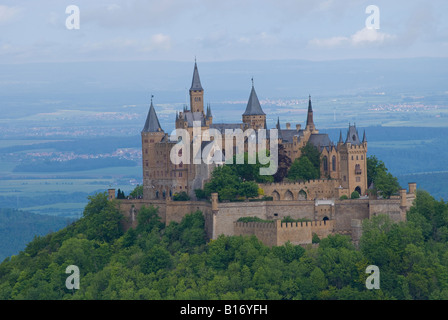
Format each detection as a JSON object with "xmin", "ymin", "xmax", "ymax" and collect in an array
[
  {"xmin": 190, "ymin": 62, "xmax": 203, "ymax": 91},
  {"xmin": 243, "ymin": 85, "xmax": 265, "ymax": 116},
  {"xmin": 142, "ymin": 100, "xmax": 163, "ymax": 132}
]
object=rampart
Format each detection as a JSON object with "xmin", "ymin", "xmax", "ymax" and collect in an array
[{"xmin": 234, "ymin": 219, "xmax": 335, "ymax": 247}]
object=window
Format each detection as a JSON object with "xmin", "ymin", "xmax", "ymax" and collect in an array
[
  {"xmin": 355, "ymin": 164, "xmax": 362, "ymax": 175},
  {"xmin": 332, "ymin": 156, "xmax": 336, "ymax": 171},
  {"xmin": 322, "ymin": 156, "xmax": 328, "ymax": 171}
]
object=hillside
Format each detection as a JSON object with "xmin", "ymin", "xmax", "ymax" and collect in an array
[{"xmin": 1, "ymin": 190, "xmax": 448, "ymax": 300}]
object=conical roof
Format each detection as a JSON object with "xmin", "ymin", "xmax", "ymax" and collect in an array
[
  {"xmin": 243, "ymin": 85, "xmax": 265, "ymax": 116},
  {"xmin": 142, "ymin": 99, "xmax": 163, "ymax": 132},
  {"xmin": 190, "ymin": 62, "xmax": 203, "ymax": 91}
]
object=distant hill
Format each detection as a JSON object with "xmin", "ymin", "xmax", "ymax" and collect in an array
[{"xmin": 0, "ymin": 208, "xmax": 72, "ymax": 261}]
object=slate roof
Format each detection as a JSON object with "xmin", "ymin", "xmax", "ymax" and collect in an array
[
  {"xmin": 243, "ymin": 86, "xmax": 265, "ymax": 116},
  {"xmin": 190, "ymin": 62, "xmax": 203, "ymax": 91},
  {"xmin": 142, "ymin": 100, "xmax": 163, "ymax": 132},
  {"xmin": 345, "ymin": 125, "xmax": 361, "ymax": 145}
]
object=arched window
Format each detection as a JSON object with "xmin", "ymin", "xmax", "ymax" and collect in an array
[
  {"xmin": 323, "ymin": 156, "xmax": 328, "ymax": 172},
  {"xmin": 332, "ymin": 156, "xmax": 336, "ymax": 171}
]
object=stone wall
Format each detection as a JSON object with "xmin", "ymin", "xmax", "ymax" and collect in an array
[{"xmin": 234, "ymin": 219, "xmax": 335, "ymax": 247}]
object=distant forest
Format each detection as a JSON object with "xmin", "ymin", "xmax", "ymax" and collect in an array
[
  {"xmin": 0, "ymin": 209, "xmax": 71, "ymax": 261},
  {"xmin": 13, "ymin": 158, "xmax": 137, "ymax": 173}
]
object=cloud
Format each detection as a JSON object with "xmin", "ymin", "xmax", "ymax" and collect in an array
[
  {"xmin": 0, "ymin": 5, "xmax": 20, "ymax": 24},
  {"xmin": 146, "ymin": 34, "xmax": 172, "ymax": 51},
  {"xmin": 309, "ymin": 27, "xmax": 396, "ymax": 48}
]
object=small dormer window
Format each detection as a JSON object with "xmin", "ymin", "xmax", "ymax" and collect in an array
[{"xmin": 352, "ymin": 135, "xmax": 356, "ymax": 141}]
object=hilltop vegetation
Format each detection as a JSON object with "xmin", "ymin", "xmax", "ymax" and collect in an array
[{"xmin": 1, "ymin": 189, "xmax": 448, "ymax": 300}]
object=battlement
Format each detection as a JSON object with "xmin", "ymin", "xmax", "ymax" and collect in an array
[
  {"xmin": 279, "ymin": 220, "xmax": 330, "ymax": 228},
  {"xmin": 234, "ymin": 219, "xmax": 334, "ymax": 246}
]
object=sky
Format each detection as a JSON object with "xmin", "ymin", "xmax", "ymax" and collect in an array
[{"xmin": 1, "ymin": 0, "xmax": 447, "ymax": 64}]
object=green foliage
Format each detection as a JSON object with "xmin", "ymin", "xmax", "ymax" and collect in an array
[
  {"xmin": 232, "ymin": 151, "xmax": 274, "ymax": 183},
  {"xmin": 172, "ymin": 191, "xmax": 190, "ymax": 201},
  {"xmin": 129, "ymin": 185, "xmax": 143, "ymax": 198},
  {"xmin": 367, "ymin": 155, "xmax": 401, "ymax": 199},
  {"xmin": 2, "ymin": 189, "xmax": 448, "ymax": 300},
  {"xmin": 116, "ymin": 189, "xmax": 126, "ymax": 199},
  {"xmin": 351, "ymin": 191, "xmax": 360, "ymax": 199},
  {"xmin": 237, "ymin": 217, "xmax": 274, "ymax": 223},
  {"xmin": 194, "ymin": 189, "xmax": 207, "ymax": 200},
  {"xmin": 287, "ymin": 156, "xmax": 319, "ymax": 181},
  {"xmin": 339, "ymin": 195, "xmax": 349, "ymax": 200},
  {"xmin": 203, "ymin": 165, "xmax": 260, "ymax": 201},
  {"xmin": 281, "ymin": 216, "xmax": 311, "ymax": 223}
]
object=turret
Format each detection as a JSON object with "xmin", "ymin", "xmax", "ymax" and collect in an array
[
  {"xmin": 242, "ymin": 79, "xmax": 266, "ymax": 130},
  {"xmin": 190, "ymin": 61, "xmax": 204, "ymax": 113}
]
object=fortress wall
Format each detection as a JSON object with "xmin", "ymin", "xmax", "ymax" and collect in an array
[
  {"xmin": 235, "ymin": 220, "xmax": 335, "ymax": 247},
  {"xmin": 117, "ymin": 199, "xmax": 167, "ymax": 230},
  {"xmin": 265, "ymin": 201, "xmax": 315, "ymax": 220},
  {"xmin": 213, "ymin": 202, "xmax": 268, "ymax": 237},
  {"xmin": 368, "ymin": 199, "xmax": 403, "ymax": 222},
  {"xmin": 333, "ymin": 200, "xmax": 370, "ymax": 234},
  {"xmin": 277, "ymin": 220, "xmax": 334, "ymax": 245},
  {"xmin": 165, "ymin": 200, "xmax": 211, "ymax": 224},
  {"xmin": 117, "ymin": 199, "xmax": 212, "ymax": 231},
  {"xmin": 234, "ymin": 221, "xmax": 277, "ymax": 247}
]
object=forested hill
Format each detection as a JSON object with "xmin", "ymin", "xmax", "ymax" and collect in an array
[
  {"xmin": 0, "ymin": 209, "xmax": 71, "ymax": 261},
  {"xmin": 1, "ymin": 190, "xmax": 448, "ymax": 300}
]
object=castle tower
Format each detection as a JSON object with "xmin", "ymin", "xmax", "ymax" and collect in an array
[
  {"xmin": 337, "ymin": 124, "xmax": 368, "ymax": 196},
  {"xmin": 141, "ymin": 97, "xmax": 165, "ymax": 200},
  {"xmin": 242, "ymin": 81, "xmax": 266, "ymax": 130},
  {"xmin": 190, "ymin": 61, "xmax": 204, "ymax": 113}
]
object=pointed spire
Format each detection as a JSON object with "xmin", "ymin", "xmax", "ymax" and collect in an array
[
  {"xmin": 206, "ymin": 104, "xmax": 212, "ymax": 118},
  {"xmin": 362, "ymin": 130, "xmax": 367, "ymax": 143},
  {"xmin": 190, "ymin": 61, "xmax": 203, "ymax": 91},
  {"xmin": 142, "ymin": 96, "xmax": 163, "ymax": 132},
  {"xmin": 175, "ymin": 111, "xmax": 179, "ymax": 121},
  {"xmin": 243, "ymin": 82, "xmax": 265, "ymax": 116},
  {"xmin": 276, "ymin": 117, "xmax": 283, "ymax": 140},
  {"xmin": 306, "ymin": 95, "xmax": 314, "ymax": 128},
  {"xmin": 308, "ymin": 95, "xmax": 313, "ymax": 113},
  {"xmin": 338, "ymin": 130, "xmax": 343, "ymax": 144}
]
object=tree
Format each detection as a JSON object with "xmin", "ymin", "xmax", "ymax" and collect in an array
[
  {"xmin": 136, "ymin": 205, "xmax": 163, "ymax": 233},
  {"xmin": 287, "ymin": 156, "xmax": 319, "ymax": 181},
  {"xmin": 351, "ymin": 191, "xmax": 360, "ymax": 199},
  {"xmin": 273, "ymin": 144, "xmax": 292, "ymax": 182},
  {"xmin": 172, "ymin": 192, "xmax": 190, "ymax": 201},
  {"xmin": 300, "ymin": 143, "xmax": 321, "ymax": 177},
  {"xmin": 367, "ymin": 155, "xmax": 400, "ymax": 199},
  {"xmin": 203, "ymin": 165, "xmax": 260, "ymax": 201},
  {"xmin": 129, "ymin": 185, "xmax": 143, "ymax": 198}
]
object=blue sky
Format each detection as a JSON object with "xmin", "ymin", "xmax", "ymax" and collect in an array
[{"xmin": 0, "ymin": 0, "xmax": 447, "ymax": 63}]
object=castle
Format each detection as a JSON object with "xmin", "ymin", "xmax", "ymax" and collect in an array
[{"xmin": 111, "ymin": 61, "xmax": 416, "ymax": 247}]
